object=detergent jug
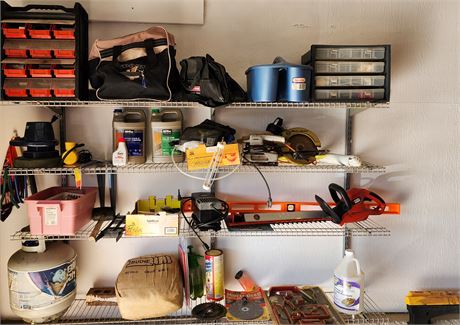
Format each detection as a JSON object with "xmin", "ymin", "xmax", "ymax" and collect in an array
[
  {"xmin": 113, "ymin": 109, "xmax": 146, "ymax": 164},
  {"xmin": 333, "ymin": 249, "xmax": 365, "ymax": 315},
  {"xmin": 151, "ymin": 108, "xmax": 183, "ymax": 163}
]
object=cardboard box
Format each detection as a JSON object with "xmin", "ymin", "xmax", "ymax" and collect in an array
[
  {"xmin": 186, "ymin": 143, "xmax": 240, "ymax": 171},
  {"xmin": 125, "ymin": 211, "xmax": 179, "ymax": 237}
]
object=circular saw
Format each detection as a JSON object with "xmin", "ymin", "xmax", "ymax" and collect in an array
[{"xmin": 280, "ymin": 128, "xmax": 323, "ymax": 164}]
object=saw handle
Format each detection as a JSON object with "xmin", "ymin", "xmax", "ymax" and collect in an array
[
  {"xmin": 329, "ymin": 183, "xmax": 352, "ymax": 210},
  {"xmin": 315, "ymin": 183, "xmax": 352, "ymax": 224}
]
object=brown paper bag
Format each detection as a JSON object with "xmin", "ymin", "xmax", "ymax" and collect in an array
[{"xmin": 115, "ymin": 254, "xmax": 183, "ymax": 320}]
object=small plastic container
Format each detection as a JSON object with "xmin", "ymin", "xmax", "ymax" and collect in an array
[
  {"xmin": 3, "ymin": 79, "xmax": 28, "ymax": 97},
  {"xmin": 246, "ymin": 64, "xmax": 280, "ymax": 102},
  {"xmin": 2, "ymin": 64, "xmax": 28, "ymax": 78},
  {"xmin": 29, "ymin": 49, "xmax": 52, "ymax": 58},
  {"xmin": 29, "ymin": 79, "xmax": 52, "ymax": 97},
  {"xmin": 52, "ymin": 25, "xmax": 75, "ymax": 39},
  {"xmin": 27, "ymin": 24, "xmax": 52, "ymax": 39},
  {"xmin": 29, "ymin": 64, "xmax": 53, "ymax": 78},
  {"xmin": 25, "ymin": 187, "xmax": 97, "ymax": 235},
  {"xmin": 54, "ymin": 49, "xmax": 75, "ymax": 59},
  {"xmin": 53, "ymin": 65, "xmax": 75, "ymax": 78},
  {"xmin": 53, "ymin": 79, "xmax": 75, "ymax": 97},
  {"xmin": 315, "ymin": 47, "xmax": 386, "ymax": 60},
  {"xmin": 315, "ymin": 88, "xmax": 385, "ymax": 100},
  {"xmin": 315, "ymin": 75, "xmax": 385, "ymax": 87},
  {"xmin": 4, "ymin": 49, "xmax": 28, "ymax": 58},
  {"xmin": 315, "ymin": 61, "xmax": 385, "ymax": 73},
  {"xmin": 2, "ymin": 23, "xmax": 27, "ymax": 39}
]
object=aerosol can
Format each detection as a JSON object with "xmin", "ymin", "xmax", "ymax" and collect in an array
[{"xmin": 333, "ymin": 249, "xmax": 364, "ymax": 315}]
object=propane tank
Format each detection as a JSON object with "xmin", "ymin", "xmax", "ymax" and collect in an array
[{"xmin": 8, "ymin": 240, "xmax": 77, "ymax": 323}]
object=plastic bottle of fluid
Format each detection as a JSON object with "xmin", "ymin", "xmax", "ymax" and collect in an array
[
  {"xmin": 113, "ymin": 108, "xmax": 146, "ymax": 164},
  {"xmin": 112, "ymin": 138, "xmax": 128, "ymax": 166},
  {"xmin": 333, "ymin": 249, "xmax": 365, "ymax": 315},
  {"xmin": 151, "ymin": 108, "xmax": 184, "ymax": 163}
]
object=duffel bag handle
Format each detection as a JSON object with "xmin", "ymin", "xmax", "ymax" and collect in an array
[
  {"xmin": 180, "ymin": 57, "xmax": 207, "ymax": 90},
  {"xmin": 111, "ymin": 39, "xmax": 158, "ymax": 66}
]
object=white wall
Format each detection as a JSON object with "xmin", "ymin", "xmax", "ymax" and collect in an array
[{"xmin": 1, "ymin": 0, "xmax": 459, "ymax": 319}]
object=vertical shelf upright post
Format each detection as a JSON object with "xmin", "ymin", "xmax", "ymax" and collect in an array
[{"xmin": 343, "ymin": 109, "xmax": 353, "ymax": 253}]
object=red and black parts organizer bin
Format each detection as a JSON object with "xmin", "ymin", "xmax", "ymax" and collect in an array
[
  {"xmin": 0, "ymin": 1, "xmax": 88, "ymax": 100},
  {"xmin": 302, "ymin": 45, "xmax": 391, "ymax": 102}
]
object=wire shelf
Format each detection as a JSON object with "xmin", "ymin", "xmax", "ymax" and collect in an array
[
  {"xmin": 180, "ymin": 218, "xmax": 390, "ymax": 238},
  {"xmin": 10, "ymin": 217, "xmax": 390, "ymax": 241},
  {"xmin": 0, "ymin": 100, "xmax": 389, "ymax": 110},
  {"xmin": 325, "ymin": 292, "xmax": 390, "ymax": 324},
  {"xmin": 1, "ymin": 292, "xmax": 389, "ymax": 324},
  {"xmin": 6, "ymin": 161, "xmax": 385, "ymax": 176},
  {"xmin": 10, "ymin": 220, "xmax": 102, "ymax": 241}
]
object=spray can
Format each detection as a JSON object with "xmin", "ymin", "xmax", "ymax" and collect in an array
[
  {"xmin": 333, "ymin": 249, "xmax": 365, "ymax": 315},
  {"xmin": 151, "ymin": 108, "xmax": 183, "ymax": 163},
  {"xmin": 205, "ymin": 249, "xmax": 224, "ymax": 301},
  {"xmin": 113, "ymin": 109, "xmax": 146, "ymax": 164}
]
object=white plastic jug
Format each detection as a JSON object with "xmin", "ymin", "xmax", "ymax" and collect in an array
[
  {"xmin": 333, "ymin": 249, "xmax": 364, "ymax": 315},
  {"xmin": 151, "ymin": 108, "xmax": 183, "ymax": 163}
]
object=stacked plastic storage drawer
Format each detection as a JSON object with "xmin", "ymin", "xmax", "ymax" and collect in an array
[
  {"xmin": 0, "ymin": 1, "xmax": 88, "ymax": 100},
  {"xmin": 302, "ymin": 45, "xmax": 390, "ymax": 102}
]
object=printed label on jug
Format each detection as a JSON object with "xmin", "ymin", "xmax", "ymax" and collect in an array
[
  {"xmin": 8, "ymin": 256, "xmax": 76, "ymax": 310},
  {"xmin": 153, "ymin": 127, "xmax": 181, "ymax": 157},
  {"xmin": 123, "ymin": 130, "xmax": 144, "ymax": 157},
  {"xmin": 334, "ymin": 275, "xmax": 361, "ymax": 311}
]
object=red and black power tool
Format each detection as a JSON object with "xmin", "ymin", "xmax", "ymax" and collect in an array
[{"xmin": 315, "ymin": 183, "xmax": 386, "ymax": 226}]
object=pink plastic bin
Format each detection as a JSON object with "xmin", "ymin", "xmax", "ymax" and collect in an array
[{"xmin": 25, "ymin": 187, "xmax": 97, "ymax": 235}]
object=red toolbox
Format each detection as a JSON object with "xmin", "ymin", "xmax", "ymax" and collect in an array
[{"xmin": 25, "ymin": 187, "xmax": 97, "ymax": 235}]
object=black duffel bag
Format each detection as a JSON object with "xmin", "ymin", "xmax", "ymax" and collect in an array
[
  {"xmin": 177, "ymin": 54, "xmax": 247, "ymax": 107},
  {"xmin": 88, "ymin": 27, "xmax": 180, "ymax": 101}
]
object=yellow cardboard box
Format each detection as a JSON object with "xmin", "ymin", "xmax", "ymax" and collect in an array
[
  {"xmin": 186, "ymin": 143, "xmax": 240, "ymax": 171},
  {"xmin": 125, "ymin": 211, "xmax": 179, "ymax": 237}
]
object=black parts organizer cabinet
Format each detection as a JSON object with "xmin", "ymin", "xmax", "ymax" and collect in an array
[{"xmin": 1, "ymin": 1, "xmax": 88, "ymax": 100}]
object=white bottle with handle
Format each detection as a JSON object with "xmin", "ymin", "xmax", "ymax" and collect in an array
[{"xmin": 333, "ymin": 249, "xmax": 365, "ymax": 315}]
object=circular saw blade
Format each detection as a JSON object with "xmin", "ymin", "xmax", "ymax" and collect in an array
[
  {"xmin": 284, "ymin": 133, "xmax": 319, "ymax": 164},
  {"xmin": 228, "ymin": 299, "xmax": 264, "ymax": 320},
  {"xmin": 192, "ymin": 302, "xmax": 227, "ymax": 320}
]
